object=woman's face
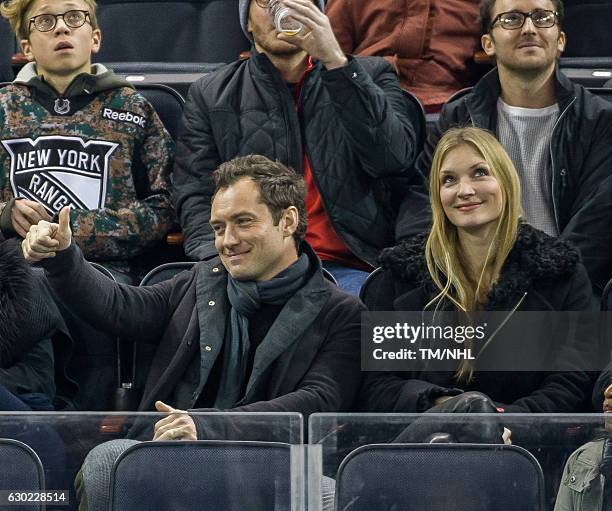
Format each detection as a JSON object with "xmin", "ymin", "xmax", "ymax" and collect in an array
[{"xmin": 439, "ymin": 144, "xmax": 504, "ymax": 236}]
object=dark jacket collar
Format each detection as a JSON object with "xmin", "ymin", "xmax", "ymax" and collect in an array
[
  {"xmin": 466, "ymin": 65, "xmax": 577, "ymax": 128},
  {"xmin": 379, "ymin": 223, "xmax": 579, "ymax": 310},
  {"xmin": 193, "ymin": 240, "xmax": 330, "ymax": 400},
  {"xmin": 248, "ymin": 48, "xmax": 323, "ymax": 83}
]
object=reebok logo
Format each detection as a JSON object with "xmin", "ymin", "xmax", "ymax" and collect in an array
[{"xmin": 102, "ymin": 107, "xmax": 146, "ymax": 128}]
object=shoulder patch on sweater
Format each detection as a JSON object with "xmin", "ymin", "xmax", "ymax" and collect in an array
[{"xmin": 1, "ymin": 135, "xmax": 118, "ymax": 214}]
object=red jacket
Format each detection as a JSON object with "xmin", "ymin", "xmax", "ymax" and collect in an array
[{"xmin": 327, "ymin": 0, "xmax": 480, "ymax": 111}]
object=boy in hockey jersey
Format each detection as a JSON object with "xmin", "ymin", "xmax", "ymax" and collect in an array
[{"xmin": 0, "ymin": 0, "xmax": 174, "ymax": 280}]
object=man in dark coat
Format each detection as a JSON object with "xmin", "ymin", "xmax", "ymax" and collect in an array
[
  {"xmin": 23, "ymin": 155, "xmax": 363, "ymax": 510},
  {"xmin": 396, "ymin": 0, "xmax": 612, "ymax": 292},
  {"xmin": 173, "ymin": 0, "xmax": 428, "ymax": 294}
]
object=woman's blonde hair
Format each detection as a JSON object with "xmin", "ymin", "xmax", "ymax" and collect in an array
[
  {"xmin": 1, "ymin": 0, "xmax": 99, "ymax": 40},
  {"xmin": 425, "ymin": 127, "xmax": 521, "ymax": 380},
  {"xmin": 426, "ymin": 127, "xmax": 522, "ymax": 312}
]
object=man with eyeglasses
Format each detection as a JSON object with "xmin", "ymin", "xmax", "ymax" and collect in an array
[
  {"xmin": 0, "ymin": 0, "xmax": 175, "ymax": 283},
  {"xmin": 174, "ymin": 0, "xmax": 427, "ymax": 296},
  {"xmin": 396, "ymin": 0, "xmax": 612, "ymax": 295}
]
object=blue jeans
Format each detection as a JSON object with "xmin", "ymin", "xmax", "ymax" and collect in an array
[{"xmin": 322, "ymin": 262, "xmax": 370, "ymax": 297}]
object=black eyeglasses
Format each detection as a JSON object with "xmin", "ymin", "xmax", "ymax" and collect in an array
[
  {"xmin": 29, "ymin": 10, "xmax": 90, "ymax": 33},
  {"xmin": 490, "ymin": 9, "xmax": 558, "ymax": 31}
]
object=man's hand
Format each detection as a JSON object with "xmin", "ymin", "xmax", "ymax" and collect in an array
[
  {"xmin": 152, "ymin": 401, "xmax": 197, "ymax": 441},
  {"xmin": 11, "ymin": 199, "xmax": 50, "ymax": 238},
  {"xmin": 276, "ymin": 0, "xmax": 347, "ymax": 70},
  {"xmin": 502, "ymin": 427, "xmax": 512, "ymax": 445},
  {"xmin": 21, "ymin": 206, "xmax": 72, "ymax": 262}
]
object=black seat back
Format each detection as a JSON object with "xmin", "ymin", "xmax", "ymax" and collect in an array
[{"xmin": 95, "ymin": 0, "xmax": 250, "ymax": 66}]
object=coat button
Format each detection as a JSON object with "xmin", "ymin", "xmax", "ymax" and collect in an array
[
  {"xmin": 208, "ymin": 300, "xmax": 215, "ymax": 306},
  {"xmin": 570, "ymin": 475, "xmax": 576, "ymax": 483},
  {"xmin": 212, "ymin": 267, "xmax": 219, "ymax": 273},
  {"xmin": 204, "ymin": 345, "xmax": 212, "ymax": 352}
]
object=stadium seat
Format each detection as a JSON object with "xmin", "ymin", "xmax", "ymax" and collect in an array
[
  {"xmin": 94, "ymin": 0, "xmax": 250, "ymax": 96},
  {"xmin": 426, "ymin": 87, "xmax": 471, "ymax": 135},
  {"xmin": 0, "ymin": 439, "xmax": 45, "ymax": 511},
  {"xmin": 89, "ymin": 261, "xmax": 123, "ymax": 282},
  {"xmin": 133, "ymin": 84, "xmax": 185, "ymax": 141},
  {"xmin": 358, "ymin": 266, "xmax": 382, "ymax": 308},
  {"xmin": 0, "ymin": 17, "xmax": 15, "ymax": 82},
  {"xmin": 113, "ymin": 262, "xmax": 197, "ymax": 410},
  {"xmin": 403, "ymin": 89, "xmax": 426, "ymax": 151},
  {"xmin": 603, "ymin": 277, "xmax": 612, "ymax": 311},
  {"xmin": 109, "ymin": 441, "xmax": 292, "ymax": 511},
  {"xmin": 322, "ymin": 267, "xmax": 339, "ymax": 286},
  {"xmin": 335, "ymin": 443, "xmax": 545, "ymax": 511},
  {"xmin": 62, "ymin": 261, "xmax": 121, "ymax": 411},
  {"xmin": 588, "ymin": 87, "xmax": 612, "ymax": 103},
  {"xmin": 140, "ymin": 261, "xmax": 195, "ymax": 286},
  {"xmin": 95, "ymin": 0, "xmax": 248, "ymax": 65},
  {"xmin": 560, "ymin": 1, "xmax": 612, "ymax": 87}
]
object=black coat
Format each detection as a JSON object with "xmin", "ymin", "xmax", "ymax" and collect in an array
[
  {"xmin": 0, "ymin": 240, "xmax": 75, "ymax": 406},
  {"xmin": 174, "ymin": 52, "xmax": 428, "ymax": 266},
  {"xmin": 361, "ymin": 224, "xmax": 595, "ymax": 413},
  {"xmin": 396, "ymin": 67, "xmax": 612, "ymax": 291},
  {"xmin": 41, "ymin": 242, "xmax": 363, "ymax": 435}
]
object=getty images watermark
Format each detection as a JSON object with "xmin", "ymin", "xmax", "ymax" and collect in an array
[
  {"xmin": 361, "ymin": 311, "xmax": 611, "ymax": 372},
  {"xmin": 372, "ymin": 321, "xmax": 487, "ymax": 362}
]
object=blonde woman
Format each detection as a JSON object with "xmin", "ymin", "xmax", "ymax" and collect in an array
[{"xmin": 362, "ymin": 127, "xmax": 594, "ymax": 422}]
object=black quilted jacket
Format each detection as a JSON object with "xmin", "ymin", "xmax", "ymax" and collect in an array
[{"xmin": 174, "ymin": 51, "xmax": 427, "ymax": 266}]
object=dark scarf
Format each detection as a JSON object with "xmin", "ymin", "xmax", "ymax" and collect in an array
[
  {"xmin": 601, "ymin": 437, "xmax": 612, "ymax": 506},
  {"xmin": 214, "ymin": 253, "xmax": 310, "ymax": 408}
]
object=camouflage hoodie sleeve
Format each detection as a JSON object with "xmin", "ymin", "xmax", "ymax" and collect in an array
[
  {"xmin": 0, "ymin": 98, "xmax": 12, "ymax": 233},
  {"xmin": 70, "ymin": 99, "xmax": 175, "ymax": 260}
]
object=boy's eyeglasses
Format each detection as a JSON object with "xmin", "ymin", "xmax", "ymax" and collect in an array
[
  {"xmin": 29, "ymin": 10, "xmax": 90, "ymax": 33},
  {"xmin": 490, "ymin": 9, "xmax": 558, "ymax": 31}
]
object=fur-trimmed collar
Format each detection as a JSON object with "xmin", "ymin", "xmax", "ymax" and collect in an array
[
  {"xmin": 379, "ymin": 223, "xmax": 580, "ymax": 308},
  {"xmin": 0, "ymin": 241, "xmax": 33, "ymax": 362}
]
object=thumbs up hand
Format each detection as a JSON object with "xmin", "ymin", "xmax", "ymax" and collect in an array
[{"xmin": 22, "ymin": 206, "xmax": 73, "ymax": 262}]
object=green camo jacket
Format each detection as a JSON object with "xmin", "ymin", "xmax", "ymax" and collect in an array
[
  {"xmin": 0, "ymin": 63, "xmax": 175, "ymax": 275},
  {"xmin": 555, "ymin": 439, "xmax": 604, "ymax": 511}
]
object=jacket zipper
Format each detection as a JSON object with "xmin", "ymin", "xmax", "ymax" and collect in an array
[
  {"xmin": 468, "ymin": 92, "xmax": 576, "ymax": 234},
  {"xmin": 477, "ymin": 291, "xmax": 528, "ymax": 358},
  {"xmin": 295, "ymin": 65, "xmax": 374, "ymax": 267},
  {"xmin": 549, "ymin": 97, "xmax": 576, "ymax": 233}
]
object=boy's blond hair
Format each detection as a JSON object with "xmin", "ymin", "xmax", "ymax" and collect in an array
[{"xmin": 0, "ymin": 0, "xmax": 99, "ymax": 40}]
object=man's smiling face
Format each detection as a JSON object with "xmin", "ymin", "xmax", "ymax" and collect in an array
[{"xmin": 211, "ymin": 177, "xmax": 298, "ymax": 282}]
